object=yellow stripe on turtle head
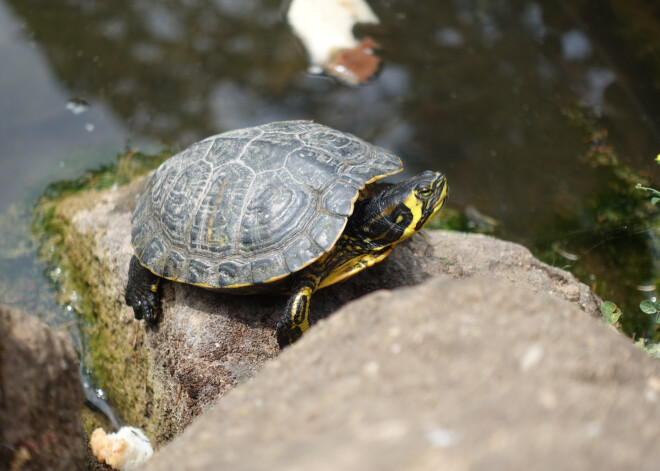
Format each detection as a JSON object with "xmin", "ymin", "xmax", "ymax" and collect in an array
[
  {"xmin": 399, "ymin": 192, "xmax": 425, "ymax": 240},
  {"xmin": 400, "ymin": 172, "xmax": 448, "ymax": 240}
]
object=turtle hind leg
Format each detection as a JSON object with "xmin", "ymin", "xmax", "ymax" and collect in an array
[
  {"xmin": 276, "ymin": 276, "xmax": 317, "ymax": 348},
  {"xmin": 125, "ymin": 255, "xmax": 162, "ymax": 325}
]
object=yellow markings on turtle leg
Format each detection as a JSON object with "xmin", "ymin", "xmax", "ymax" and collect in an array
[
  {"xmin": 277, "ymin": 276, "xmax": 319, "ymax": 347},
  {"xmin": 289, "ymin": 286, "xmax": 313, "ymax": 333},
  {"xmin": 318, "ymin": 246, "xmax": 393, "ymax": 289},
  {"xmin": 150, "ymin": 278, "xmax": 161, "ymax": 293}
]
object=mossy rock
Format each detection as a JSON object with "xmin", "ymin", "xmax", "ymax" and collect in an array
[{"xmin": 34, "ymin": 154, "xmax": 603, "ymax": 446}]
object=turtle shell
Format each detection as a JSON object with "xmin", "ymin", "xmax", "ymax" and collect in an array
[{"xmin": 130, "ymin": 121, "xmax": 402, "ymax": 288}]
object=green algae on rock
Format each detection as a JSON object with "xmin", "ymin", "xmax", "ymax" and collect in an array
[{"xmin": 32, "ymin": 150, "xmax": 171, "ymax": 438}]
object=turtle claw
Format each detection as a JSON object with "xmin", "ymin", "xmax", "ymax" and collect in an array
[
  {"xmin": 275, "ymin": 320, "xmax": 303, "ymax": 349},
  {"xmin": 125, "ymin": 289, "xmax": 159, "ymax": 324},
  {"xmin": 125, "ymin": 256, "xmax": 161, "ymax": 325}
]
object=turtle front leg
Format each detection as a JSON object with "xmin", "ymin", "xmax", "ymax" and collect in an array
[
  {"xmin": 125, "ymin": 255, "xmax": 162, "ymax": 325},
  {"xmin": 276, "ymin": 273, "xmax": 320, "ymax": 348}
]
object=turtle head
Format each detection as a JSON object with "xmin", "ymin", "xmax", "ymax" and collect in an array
[{"xmin": 357, "ymin": 170, "xmax": 448, "ymax": 247}]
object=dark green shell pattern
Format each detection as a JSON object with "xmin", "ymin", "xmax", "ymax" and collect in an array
[{"xmin": 131, "ymin": 121, "xmax": 402, "ymax": 288}]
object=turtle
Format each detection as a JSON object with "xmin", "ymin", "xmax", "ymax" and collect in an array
[{"xmin": 124, "ymin": 121, "xmax": 448, "ymax": 348}]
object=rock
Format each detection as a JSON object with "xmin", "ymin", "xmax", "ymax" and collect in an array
[
  {"xmin": 48, "ymin": 174, "xmax": 600, "ymax": 444},
  {"xmin": 50, "ymin": 176, "xmax": 280, "ymax": 443},
  {"xmin": 144, "ymin": 276, "xmax": 660, "ymax": 470},
  {"xmin": 0, "ymin": 305, "xmax": 86, "ymax": 470}
]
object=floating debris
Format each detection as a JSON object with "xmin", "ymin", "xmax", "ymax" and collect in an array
[
  {"xmin": 637, "ymin": 284, "xmax": 656, "ymax": 292},
  {"xmin": 65, "ymin": 97, "xmax": 89, "ymax": 115},
  {"xmin": 90, "ymin": 426, "xmax": 153, "ymax": 471},
  {"xmin": 325, "ymin": 37, "xmax": 380, "ymax": 85},
  {"xmin": 287, "ymin": 0, "xmax": 381, "ymax": 85},
  {"xmin": 552, "ymin": 242, "xmax": 580, "ymax": 261}
]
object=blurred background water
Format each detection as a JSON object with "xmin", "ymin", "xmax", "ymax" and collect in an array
[{"xmin": 1, "ymin": 0, "xmax": 659, "ymax": 340}]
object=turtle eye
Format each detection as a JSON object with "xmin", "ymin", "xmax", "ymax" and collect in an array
[{"xmin": 416, "ymin": 187, "xmax": 433, "ymax": 198}]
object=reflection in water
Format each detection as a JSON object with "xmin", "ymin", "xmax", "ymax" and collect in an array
[
  {"xmin": 521, "ymin": 3, "xmax": 546, "ymax": 40},
  {"xmin": 65, "ymin": 98, "xmax": 90, "ymax": 115},
  {"xmin": 6, "ymin": 0, "xmax": 304, "ymax": 145},
  {"xmin": 584, "ymin": 67, "xmax": 616, "ymax": 111},
  {"xmin": 1, "ymin": 0, "xmax": 660, "ymax": 337},
  {"xmin": 561, "ymin": 29, "xmax": 593, "ymax": 61},
  {"xmin": 434, "ymin": 28, "xmax": 464, "ymax": 48}
]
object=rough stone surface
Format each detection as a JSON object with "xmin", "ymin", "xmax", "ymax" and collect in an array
[
  {"xmin": 0, "ymin": 305, "xmax": 86, "ymax": 470},
  {"xmin": 145, "ymin": 277, "xmax": 660, "ymax": 471},
  {"xmin": 53, "ymin": 174, "xmax": 601, "ymax": 444}
]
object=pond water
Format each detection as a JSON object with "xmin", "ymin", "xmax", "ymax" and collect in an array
[{"xmin": 1, "ymin": 0, "xmax": 659, "ymax": 340}]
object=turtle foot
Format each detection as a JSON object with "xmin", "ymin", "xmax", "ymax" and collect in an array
[
  {"xmin": 125, "ymin": 256, "xmax": 161, "ymax": 325},
  {"xmin": 275, "ymin": 320, "xmax": 303, "ymax": 349}
]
